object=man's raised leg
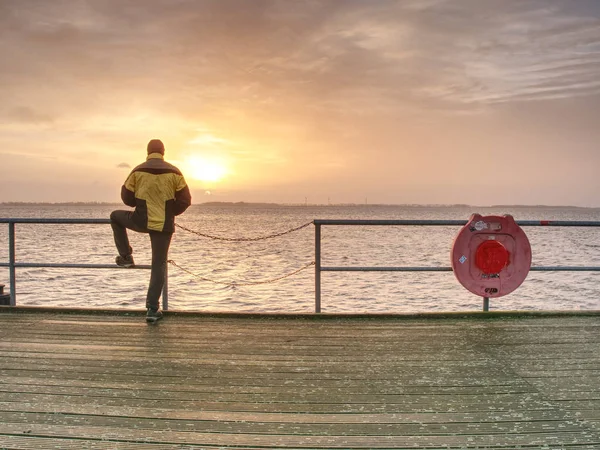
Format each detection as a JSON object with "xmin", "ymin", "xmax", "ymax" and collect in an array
[{"xmin": 110, "ymin": 210, "xmax": 142, "ymax": 267}]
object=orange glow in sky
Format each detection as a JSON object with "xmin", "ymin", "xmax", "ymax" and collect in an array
[{"xmin": 1, "ymin": 1, "xmax": 600, "ymax": 206}]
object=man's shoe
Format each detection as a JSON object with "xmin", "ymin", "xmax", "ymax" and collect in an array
[
  {"xmin": 115, "ymin": 254, "xmax": 135, "ymax": 268},
  {"xmin": 146, "ymin": 308, "xmax": 163, "ymax": 323}
]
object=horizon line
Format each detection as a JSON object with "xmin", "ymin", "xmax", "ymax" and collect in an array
[{"xmin": 1, "ymin": 201, "xmax": 600, "ymax": 209}]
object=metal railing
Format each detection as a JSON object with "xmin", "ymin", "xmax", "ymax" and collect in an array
[
  {"xmin": 313, "ymin": 219, "xmax": 600, "ymax": 313},
  {"xmin": 0, "ymin": 218, "xmax": 168, "ymax": 309},
  {"xmin": 2, "ymin": 217, "xmax": 600, "ymax": 313}
]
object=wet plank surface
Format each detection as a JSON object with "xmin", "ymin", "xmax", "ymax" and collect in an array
[{"xmin": 0, "ymin": 310, "xmax": 599, "ymax": 449}]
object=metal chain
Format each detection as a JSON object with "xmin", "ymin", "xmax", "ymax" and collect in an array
[
  {"xmin": 175, "ymin": 221, "xmax": 314, "ymax": 242},
  {"xmin": 168, "ymin": 260, "xmax": 315, "ymax": 286}
]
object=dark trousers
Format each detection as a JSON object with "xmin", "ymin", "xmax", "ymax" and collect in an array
[{"xmin": 110, "ymin": 210, "xmax": 172, "ymax": 310}]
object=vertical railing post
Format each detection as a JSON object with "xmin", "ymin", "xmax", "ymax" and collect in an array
[
  {"xmin": 315, "ymin": 223, "xmax": 321, "ymax": 313},
  {"xmin": 8, "ymin": 222, "xmax": 16, "ymax": 306},
  {"xmin": 483, "ymin": 297, "xmax": 489, "ymax": 312},
  {"xmin": 162, "ymin": 262, "xmax": 169, "ymax": 311}
]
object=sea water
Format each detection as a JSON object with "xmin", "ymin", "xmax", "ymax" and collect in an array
[{"xmin": 1, "ymin": 203, "xmax": 600, "ymax": 313}]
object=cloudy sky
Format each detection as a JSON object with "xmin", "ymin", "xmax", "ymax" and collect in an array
[{"xmin": 1, "ymin": 0, "xmax": 599, "ymax": 205}]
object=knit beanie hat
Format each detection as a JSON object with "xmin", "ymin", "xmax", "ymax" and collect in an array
[{"xmin": 147, "ymin": 139, "xmax": 165, "ymax": 155}]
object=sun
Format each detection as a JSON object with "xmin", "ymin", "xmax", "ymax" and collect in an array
[{"xmin": 186, "ymin": 156, "xmax": 228, "ymax": 183}]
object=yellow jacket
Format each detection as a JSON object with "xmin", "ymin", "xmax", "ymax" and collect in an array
[{"xmin": 121, "ymin": 153, "xmax": 192, "ymax": 232}]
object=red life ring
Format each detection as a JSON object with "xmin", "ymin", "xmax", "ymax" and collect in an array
[{"xmin": 451, "ymin": 214, "xmax": 532, "ymax": 298}]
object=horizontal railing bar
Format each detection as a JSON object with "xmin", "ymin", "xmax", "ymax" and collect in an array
[
  {"xmin": 0, "ymin": 218, "xmax": 111, "ymax": 224},
  {"xmin": 322, "ymin": 266, "xmax": 452, "ymax": 272},
  {"xmin": 3, "ymin": 263, "xmax": 594, "ymax": 272},
  {"xmin": 0, "ymin": 263, "xmax": 151, "ymax": 269},
  {"xmin": 530, "ymin": 266, "xmax": 600, "ymax": 271},
  {"xmin": 313, "ymin": 219, "xmax": 600, "ymax": 227},
  {"xmin": 3, "ymin": 218, "xmax": 600, "ymax": 227},
  {"xmin": 519, "ymin": 221, "xmax": 600, "ymax": 227},
  {"xmin": 321, "ymin": 266, "xmax": 600, "ymax": 272},
  {"xmin": 314, "ymin": 219, "xmax": 466, "ymax": 226}
]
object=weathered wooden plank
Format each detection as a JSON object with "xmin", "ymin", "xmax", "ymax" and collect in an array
[
  {"xmin": 0, "ymin": 387, "xmax": 556, "ymax": 407},
  {"xmin": 0, "ymin": 352, "xmax": 515, "ymax": 370},
  {"xmin": 543, "ymin": 392, "xmax": 600, "ymax": 402},
  {"xmin": 0, "ymin": 391, "xmax": 559, "ymax": 414},
  {"xmin": 517, "ymin": 369, "xmax": 600, "ymax": 377},
  {"xmin": 0, "ymin": 411, "xmax": 589, "ymax": 436},
  {"xmin": 0, "ymin": 342, "xmax": 501, "ymax": 361},
  {"xmin": 525, "ymin": 377, "xmax": 600, "ymax": 390},
  {"xmin": 576, "ymin": 411, "xmax": 600, "ymax": 421},
  {"xmin": 0, "ymin": 378, "xmax": 536, "ymax": 397},
  {"xmin": 0, "ymin": 422, "xmax": 599, "ymax": 448},
  {"xmin": 0, "ymin": 365, "xmax": 529, "ymax": 387},
  {"xmin": 0, "ymin": 435, "xmax": 188, "ymax": 449},
  {"xmin": 4, "ymin": 379, "xmax": 528, "ymax": 398},
  {"xmin": 0, "ymin": 401, "xmax": 574, "ymax": 424}
]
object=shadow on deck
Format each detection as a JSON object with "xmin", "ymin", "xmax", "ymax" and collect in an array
[{"xmin": 0, "ymin": 308, "xmax": 599, "ymax": 449}]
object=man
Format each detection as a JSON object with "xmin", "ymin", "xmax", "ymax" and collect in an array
[{"xmin": 110, "ymin": 139, "xmax": 192, "ymax": 323}]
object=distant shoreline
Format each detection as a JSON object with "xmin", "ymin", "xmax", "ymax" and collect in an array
[{"xmin": 1, "ymin": 201, "xmax": 598, "ymax": 209}]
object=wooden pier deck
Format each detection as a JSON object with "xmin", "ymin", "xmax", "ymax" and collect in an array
[{"xmin": 0, "ymin": 309, "xmax": 599, "ymax": 449}]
